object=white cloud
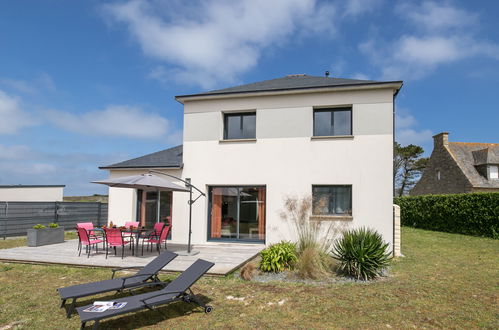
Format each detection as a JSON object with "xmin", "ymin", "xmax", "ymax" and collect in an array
[
  {"xmin": 395, "ymin": 108, "xmax": 432, "ymax": 146},
  {"xmin": 351, "ymin": 72, "xmax": 370, "ymax": 80},
  {"xmin": 343, "ymin": 0, "xmax": 383, "ymax": 17},
  {"xmin": 395, "ymin": 109, "xmax": 416, "ymax": 129},
  {"xmin": 0, "ymin": 89, "xmax": 37, "ymax": 134},
  {"xmin": 396, "ymin": 1, "xmax": 477, "ymax": 32},
  {"xmin": 0, "ymin": 143, "xmax": 128, "ymax": 194},
  {"xmin": 45, "ymin": 105, "xmax": 171, "ymax": 139},
  {"xmin": 0, "ymin": 144, "xmax": 32, "ymax": 160},
  {"xmin": 396, "ymin": 128, "xmax": 433, "ymax": 146},
  {"xmin": 360, "ymin": 1, "xmax": 499, "ymax": 80},
  {"xmin": 102, "ymin": 0, "xmax": 337, "ymax": 88},
  {"xmin": 0, "ymin": 73, "xmax": 56, "ymax": 94}
]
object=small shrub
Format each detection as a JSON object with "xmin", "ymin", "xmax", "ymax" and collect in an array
[
  {"xmin": 295, "ymin": 246, "xmax": 333, "ymax": 279},
  {"xmin": 32, "ymin": 224, "xmax": 46, "ymax": 229},
  {"xmin": 332, "ymin": 227, "xmax": 391, "ymax": 280},
  {"xmin": 260, "ymin": 241, "xmax": 297, "ymax": 272},
  {"xmin": 240, "ymin": 261, "xmax": 257, "ymax": 281},
  {"xmin": 48, "ymin": 223, "xmax": 59, "ymax": 228}
]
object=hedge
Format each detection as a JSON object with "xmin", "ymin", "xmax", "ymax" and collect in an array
[{"xmin": 394, "ymin": 193, "xmax": 499, "ymax": 239}]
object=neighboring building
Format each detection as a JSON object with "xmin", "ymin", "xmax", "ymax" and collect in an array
[
  {"xmin": 411, "ymin": 132, "xmax": 499, "ymax": 195},
  {"xmin": 100, "ymin": 75, "xmax": 403, "ymax": 248},
  {"xmin": 0, "ymin": 185, "xmax": 65, "ymax": 202}
]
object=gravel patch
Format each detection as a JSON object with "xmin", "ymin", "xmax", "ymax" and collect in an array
[{"xmin": 247, "ymin": 268, "xmax": 391, "ymax": 285}]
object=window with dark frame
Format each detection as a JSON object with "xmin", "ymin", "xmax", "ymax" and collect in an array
[
  {"xmin": 313, "ymin": 107, "xmax": 352, "ymax": 136},
  {"xmin": 312, "ymin": 185, "xmax": 352, "ymax": 216},
  {"xmin": 208, "ymin": 186, "xmax": 266, "ymax": 241},
  {"xmin": 223, "ymin": 112, "xmax": 256, "ymax": 140}
]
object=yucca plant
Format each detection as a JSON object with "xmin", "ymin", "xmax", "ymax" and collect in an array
[{"xmin": 332, "ymin": 227, "xmax": 391, "ymax": 280}]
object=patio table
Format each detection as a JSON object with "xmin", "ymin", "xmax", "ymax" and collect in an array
[{"xmin": 122, "ymin": 228, "xmax": 150, "ymax": 255}]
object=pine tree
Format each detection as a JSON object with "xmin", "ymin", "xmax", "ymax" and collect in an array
[{"xmin": 394, "ymin": 142, "xmax": 428, "ymax": 196}]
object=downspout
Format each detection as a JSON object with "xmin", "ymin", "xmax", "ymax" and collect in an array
[
  {"xmin": 392, "ymin": 86, "xmax": 401, "ymax": 197},
  {"xmin": 392, "ymin": 85, "xmax": 402, "ymax": 256}
]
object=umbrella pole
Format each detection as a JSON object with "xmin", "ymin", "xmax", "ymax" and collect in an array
[
  {"xmin": 187, "ymin": 178, "xmax": 192, "ymax": 254},
  {"xmin": 157, "ymin": 190, "xmax": 161, "ymax": 223}
]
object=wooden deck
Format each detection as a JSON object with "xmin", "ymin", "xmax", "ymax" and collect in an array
[{"xmin": 0, "ymin": 239, "xmax": 263, "ymax": 275}]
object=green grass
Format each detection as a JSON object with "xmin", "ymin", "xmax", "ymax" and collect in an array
[{"xmin": 0, "ymin": 228, "xmax": 498, "ymax": 329}]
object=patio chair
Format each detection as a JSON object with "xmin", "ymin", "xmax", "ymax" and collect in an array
[
  {"xmin": 104, "ymin": 227, "xmax": 133, "ymax": 259},
  {"xmin": 76, "ymin": 259, "xmax": 214, "ymax": 329},
  {"xmin": 77, "ymin": 227, "xmax": 105, "ymax": 258},
  {"xmin": 57, "ymin": 250, "xmax": 178, "ymax": 318},
  {"xmin": 144, "ymin": 222, "xmax": 166, "ymax": 249},
  {"xmin": 123, "ymin": 221, "xmax": 141, "ymax": 244},
  {"xmin": 76, "ymin": 222, "xmax": 98, "ymax": 239},
  {"xmin": 142, "ymin": 225, "xmax": 170, "ymax": 256}
]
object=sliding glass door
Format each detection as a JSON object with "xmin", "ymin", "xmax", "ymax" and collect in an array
[
  {"xmin": 208, "ymin": 186, "xmax": 265, "ymax": 242},
  {"xmin": 136, "ymin": 190, "xmax": 172, "ymax": 228}
]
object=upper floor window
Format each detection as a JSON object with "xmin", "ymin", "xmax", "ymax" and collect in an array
[
  {"xmin": 312, "ymin": 185, "xmax": 352, "ymax": 216},
  {"xmin": 313, "ymin": 107, "xmax": 352, "ymax": 136},
  {"xmin": 224, "ymin": 112, "xmax": 256, "ymax": 140},
  {"xmin": 490, "ymin": 165, "xmax": 498, "ymax": 179}
]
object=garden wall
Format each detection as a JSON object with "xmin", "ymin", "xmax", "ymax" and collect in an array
[
  {"xmin": 394, "ymin": 193, "xmax": 499, "ymax": 239},
  {"xmin": 0, "ymin": 201, "xmax": 108, "ymax": 238}
]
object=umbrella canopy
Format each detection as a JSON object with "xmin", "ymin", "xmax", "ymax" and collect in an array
[{"xmin": 92, "ymin": 173, "xmax": 189, "ymax": 192}]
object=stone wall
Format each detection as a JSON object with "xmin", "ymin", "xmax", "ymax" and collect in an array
[{"xmin": 411, "ymin": 133, "xmax": 473, "ymax": 195}]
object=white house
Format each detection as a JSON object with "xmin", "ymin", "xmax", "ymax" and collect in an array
[
  {"xmin": 100, "ymin": 75, "xmax": 402, "ymax": 249},
  {"xmin": 0, "ymin": 185, "xmax": 65, "ymax": 202}
]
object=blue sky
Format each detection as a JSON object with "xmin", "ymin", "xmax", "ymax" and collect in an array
[{"xmin": 1, "ymin": 0, "xmax": 498, "ymax": 195}]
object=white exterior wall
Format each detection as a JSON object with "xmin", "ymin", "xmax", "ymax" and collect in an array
[
  {"xmin": 0, "ymin": 186, "xmax": 64, "ymax": 202},
  {"xmin": 106, "ymin": 87, "xmax": 396, "ymax": 249},
  {"xmin": 179, "ymin": 88, "xmax": 395, "ymax": 248}
]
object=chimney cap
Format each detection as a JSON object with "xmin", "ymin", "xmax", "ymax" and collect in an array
[{"xmin": 432, "ymin": 132, "xmax": 449, "ymax": 139}]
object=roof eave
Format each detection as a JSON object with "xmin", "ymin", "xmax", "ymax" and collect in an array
[
  {"xmin": 99, "ymin": 165, "xmax": 184, "ymax": 170},
  {"xmin": 175, "ymin": 81, "xmax": 403, "ymax": 104}
]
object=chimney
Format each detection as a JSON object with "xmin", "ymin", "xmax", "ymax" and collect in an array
[{"xmin": 433, "ymin": 132, "xmax": 449, "ymax": 149}]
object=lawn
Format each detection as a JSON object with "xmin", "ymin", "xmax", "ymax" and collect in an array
[{"xmin": 0, "ymin": 228, "xmax": 497, "ymax": 329}]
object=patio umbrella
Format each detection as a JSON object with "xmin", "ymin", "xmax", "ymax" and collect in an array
[
  {"xmin": 92, "ymin": 173, "xmax": 189, "ymax": 192},
  {"xmin": 92, "ymin": 172, "xmax": 203, "ymax": 255}
]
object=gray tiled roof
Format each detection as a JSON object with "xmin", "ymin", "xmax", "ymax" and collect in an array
[
  {"xmin": 100, "ymin": 145, "xmax": 183, "ymax": 169},
  {"xmin": 448, "ymin": 142, "xmax": 499, "ymax": 188},
  {"xmin": 176, "ymin": 74, "xmax": 402, "ymax": 99},
  {"xmin": 472, "ymin": 147, "xmax": 499, "ymax": 165}
]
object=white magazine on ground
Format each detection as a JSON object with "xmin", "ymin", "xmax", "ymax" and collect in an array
[
  {"xmin": 83, "ymin": 305, "xmax": 110, "ymax": 313},
  {"xmin": 108, "ymin": 302, "xmax": 127, "ymax": 310},
  {"xmin": 93, "ymin": 301, "xmax": 115, "ymax": 307},
  {"xmin": 83, "ymin": 301, "xmax": 127, "ymax": 313}
]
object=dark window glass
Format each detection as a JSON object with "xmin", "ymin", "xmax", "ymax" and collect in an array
[
  {"xmin": 313, "ymin": 108, "xmax": 352, "ymax": 136},
  {"xmin": 208, "ymin": 186, "xmax": 265, "ymax": 241},
  {"xmin": 312, "ymin": 185, "xmax": 352, "ymax": 215},
  {"xmin": 224, "ymin": 112, "xmax": 256, "ymax": 139}
]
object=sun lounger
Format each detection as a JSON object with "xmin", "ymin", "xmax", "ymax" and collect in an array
[
  {"xmin": 57, "ymin": 250, "xmax": 178, "ymax": 318},
  {"xmin": 76, "ymin": 259, "xmax": 214, "ymax": 329}
]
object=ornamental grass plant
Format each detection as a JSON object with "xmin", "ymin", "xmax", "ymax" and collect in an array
[{"xmin": 280, "ymin": 195, "xmax": 346, "ymax": 279}]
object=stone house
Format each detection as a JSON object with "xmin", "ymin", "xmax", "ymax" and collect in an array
[{"xmin": 411, "ymin": 132, "xmax": 499, "ymax": 195}]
